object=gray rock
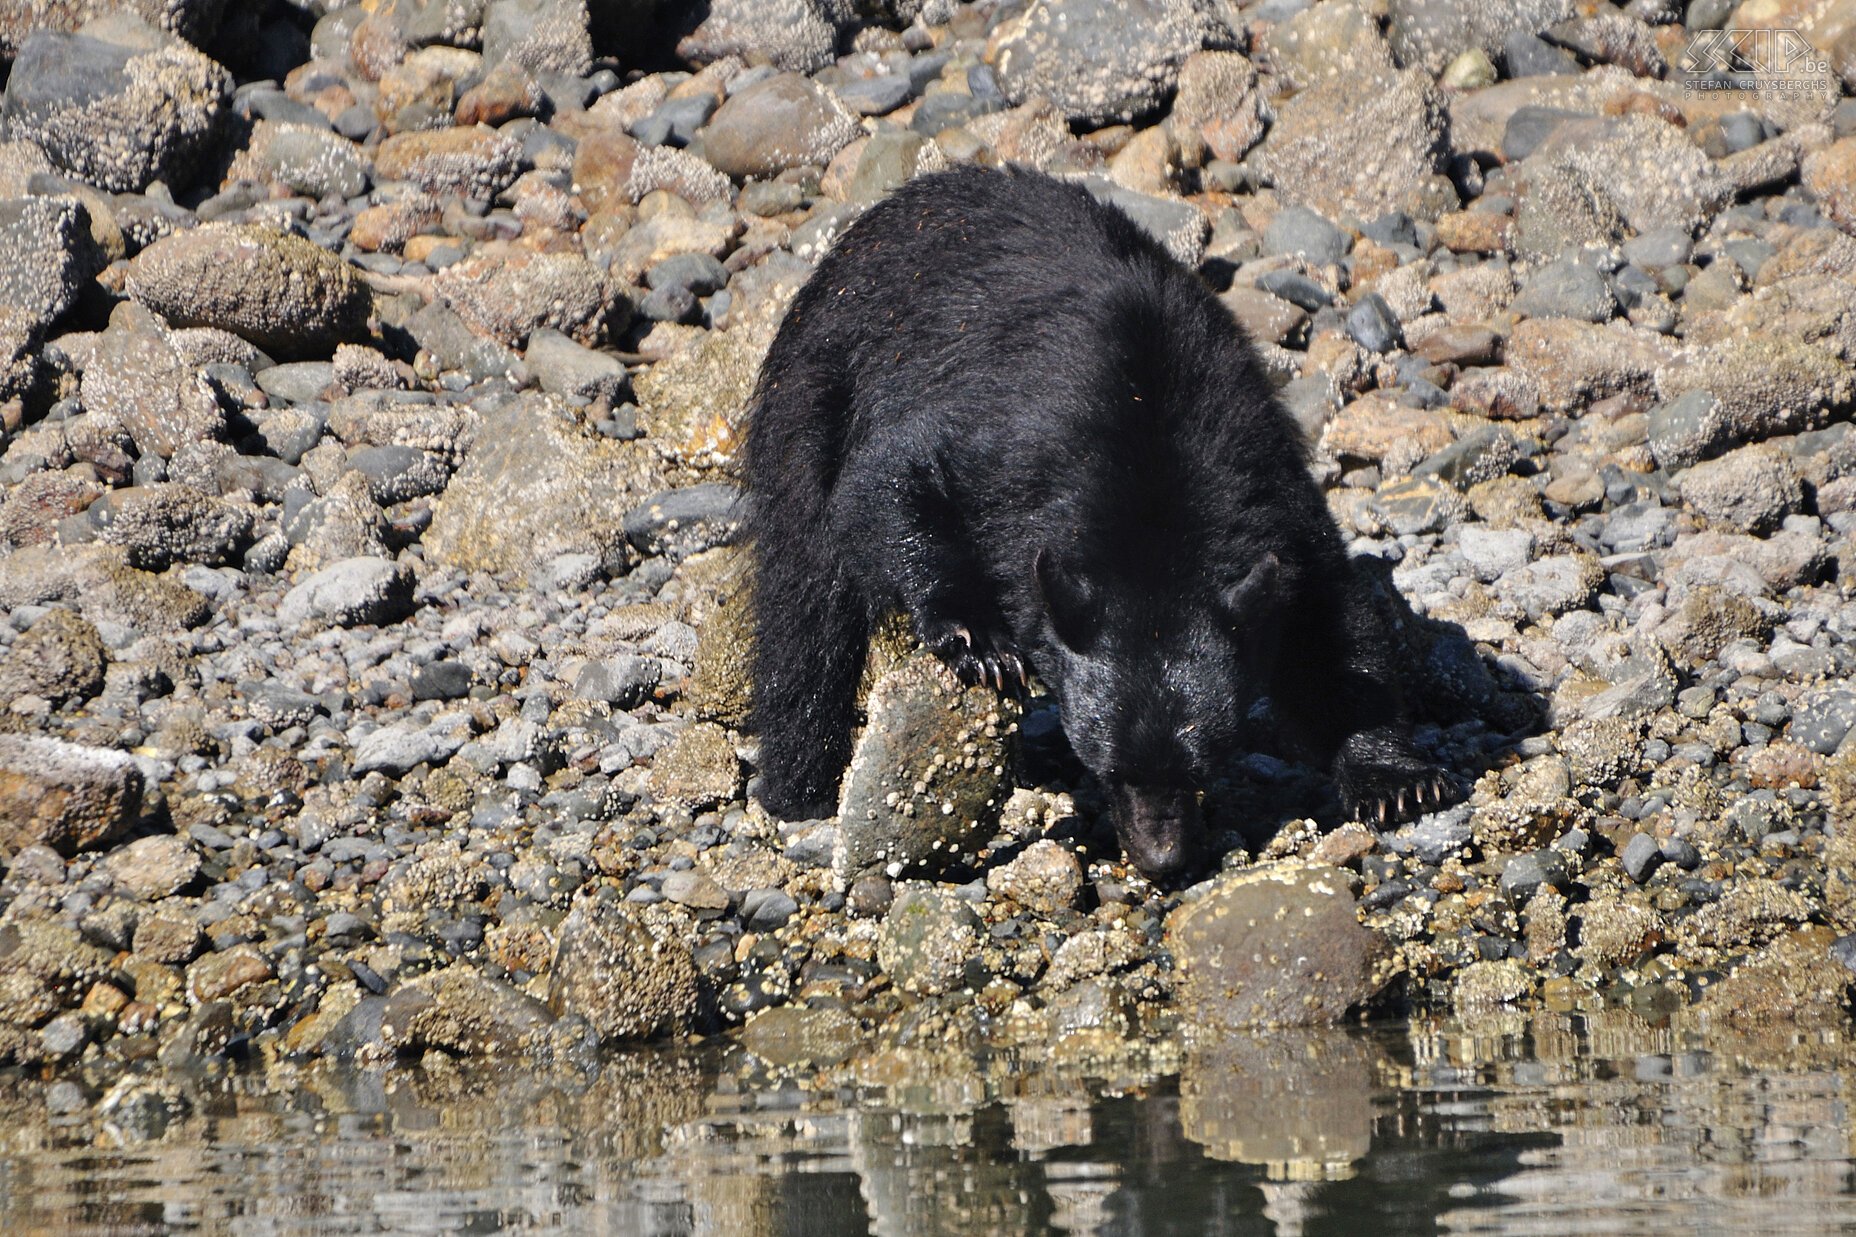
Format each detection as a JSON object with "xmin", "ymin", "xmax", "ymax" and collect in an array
[
  {"xmin": 1262, "ymin": 204, "xmax": 1349, "ymax": 265},
  {"xmin": 1347, "ymin": 293, "xmax": 1402, "ymax": 353},
  {"xmin": 740, "ymin": 887, "xmax": 798, "ymax": 932},
  {"xmin": 344, "ymin": 444, "xmax": 449, "ymax": 506},
  {"xmin": 227, "ymin": 120, "xmax": 370, "ymax": 199},
  {"xmin": 2, "ymin": 29, "xmax": 231, "ymax": 193},
  {"xmin": 700, "ymin": 73, "xmax": 859, "ymax": 179},
  {"xmin": 547, "ymin": 898, "xmax": 700, "ymax": 1041},
  {"xmin": 621, "ymin": 484, "xmax": 740, "ymax": 561},
  {"xmin": 277, "ymin": 556, "xmax": 415, "ymax": 627},
  {"xmin": 1501, "ymin": 29, "xmax": 1581, "ymax": 76},
  {"xmin": 573, "ymin": 655, "xmax": 659, "ymax": 708},
  {"xmin": 1085, "ymin": 179, "xmax": 1208, "ymax": 267},
  {"xmin": 432, "ymin": 249, "xmax": 611, "ymax": 349},
  {"xmin": 0, "ymin": 735, "xmax": 143, "ymax": 857},
  {"xmin": 1647, "ymin": 390, "xmax": 1730, "ymax": 472},
  {"xmin": 833, "ymin": 653, "xmax": 1021, "ymax": 884},
  {"xmin": 1621, "ymin": 831, "xmax": 1662, "ymax": 882},
  {"xmin": 878, "ymin": 883, "xmax": 983, "ymax": 996},
  {"xmin": 1167, "ymin": 861, "xmax": 1383, "ymax": 1029},
  {"xmin": 1790, "ymin": 690, "xmax": 1856, "ymax": 755},
  {"xmin": 411, "ymin": 660, "xmax": 472, "ymax": 701},
  {"xmin": 1500, "ymin": 849, "xmax": 1568, "ymax": 905},
  {"xmin": 1413, "ymin": 425, "xmax": 1519, "ymax": 490},
  {"xmin": 1500, "ymin": 106, "xmax": 1591, "ymax": 162},
  {"xmin": 837, "ymin": 73, "xmax": 913, "ymax": 116},
  {"xmin": 985, "ymin": 838, "xmax": 1085, "ymax": 915},
  {"xmin": 351, "ymin": 712, "xmax": 472, "ymax": 775},
  {"xmin": 1496, "ymin": 553, "xmax": 1603, "ymax": 620},
  {"xmin": 1513, "ymin": 258, "xmax": 1616, "ymax": 322},
  {"xmin": 991, "ymin": 0, "xmax": 1229, "ymax": 126},
  {"xmin": 1677, "ymin": 443, "xmax": 1803, "ymax": 536}
]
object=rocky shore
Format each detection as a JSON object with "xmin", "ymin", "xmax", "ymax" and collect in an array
[{"xmin": 1, "ymin": 0, "xmax": 1855, "ymax": 1096}]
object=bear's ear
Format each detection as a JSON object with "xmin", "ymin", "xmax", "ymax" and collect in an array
[
  {"xmin": 1220, "ymin": 552, "xmax": 1281, "ymax": 623},
  {"xmin": 1035, "ymin": 548, "xmax": 1098, "ymax": 651}
]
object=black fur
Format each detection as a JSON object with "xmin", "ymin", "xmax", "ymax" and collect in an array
[{"xmin": 744, "ymin": 166, "xmax": 1450, "ymax": 879}]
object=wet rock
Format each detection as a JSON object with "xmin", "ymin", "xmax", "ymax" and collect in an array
[
  {"xmin": 1698, "ymin": 927, "xmax": 1855, "ymax": 1028},
  {"xmin": 547, "ymin": 898, "xmax": 700, "ymax": 1041},
  {"xmin": 0, "ymin": 608, "xmax": 106, "ymax": 706},
  {"xmin": 834, "ymin": 652, "xmax": 1020, "ymax": 884},
  {"xmin": 1576, "ymin": 894, "xmax": 1662, "ymax": 969},
  {"xmin": 990, "ymin": 0, "xmax": 1227, "ymax": 127},
  {"xmin": 878, "ymin": 883, "xmax": 983, "ymax": 997},
  {"xmin": 700, "ymin": 73, "xmax": 858, "ymax": 179},
  {"xmin": 80, "ymin": 304, "xmax": 225, "ymax": 460},
  {"xmin": 0, "ymin": 735, "xmax": 143, "ymax": 857},
  {"xmin": 276, "ymin": 556, "xmax": 415, "ymax": 628},
  {"xmin": 2, "ymin": 28, "xmax": 230, "ymax": 192},
  {"xmin": 1167, "ymin": 861, "xmax": 1383, "ymax": 1030},
  {"xmin": 1452, "ymin": 957, "xmax": 1532, "ymax": 1013},
  {"xmin": 432, "ymin": 249, "xmax": 611, "ymax": 348},
  {"xmin": 1251, "ymin": 68, "xmax": 1451, "ymax": 222},
  {"xmin": 739, "ymin": 1005, "xmax": 863, "ymax": 1070},
  {"xmin": 382, "ymin": 966, "xmax": 556, "ymax": 1056},
  {"xmin": 986, "ymin": 838, "xmax": 1084, "ymax": 916},
  {"xmin": 89, "ymin": 484, "xmax": 252, "ymax": 571},
  {"xmin": 649, "ymin": 721, "xmax": 739, "ymax": 812},
  {"xmin": 1677, "ymin": 443, "xmax": 1803, "ymax": 536},
  {"xmin": 184, "ymin": 942, "xmax": 272, "ymax": 1005},
  {"xmin": 425, "ymin": 396, "xmax": 636, "ymax": 585}
]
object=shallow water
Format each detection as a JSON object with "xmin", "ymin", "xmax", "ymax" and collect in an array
[{"xmin": 5, "ymin": 1010, "xmax": 1856, "ymax": 1235}]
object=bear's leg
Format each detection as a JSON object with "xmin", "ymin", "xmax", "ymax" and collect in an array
[
  {"xmin": 749, "ymin": 541, "xmax": 870, "ymax": 819},
  {"xmin": 1273, "ymin": 562, "xmax": 1453, "ymax": 825},
  {"xmin": 832, "ymin": 458, "xmax": 1025, "ymax": 693}
]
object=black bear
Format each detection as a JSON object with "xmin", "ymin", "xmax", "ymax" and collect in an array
[{"xmin": 744, "ymin": 166, "xmax": 1449, "ymax": 880}]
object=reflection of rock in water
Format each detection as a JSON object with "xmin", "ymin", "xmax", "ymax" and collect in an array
[
  {"xmin": 1179, "ymin": 1029, "xmax": 1380, "ymax": 1180},
  {"xmin": 850, "ymin": 1103, "xmax": 1055, "ymax": 1236}
]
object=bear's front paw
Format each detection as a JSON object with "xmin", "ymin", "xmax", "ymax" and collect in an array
[
  {"xmin": 919, "ymin": 616, "xmax": 1026, "ymax": 695},
  {"xmin": 1334, "ymin": 738, "xmax": 1457, "ymax": 828}
]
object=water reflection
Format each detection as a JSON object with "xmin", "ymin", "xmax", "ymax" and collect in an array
[{"xmin": 2, "ymin": 1010, "xmax": 1855, "ymax": 1234}]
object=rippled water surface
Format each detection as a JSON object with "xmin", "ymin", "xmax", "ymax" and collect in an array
[{"xmin": 5, "ymin": 1011, "xmax": 1856, "ymax": 1235}]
